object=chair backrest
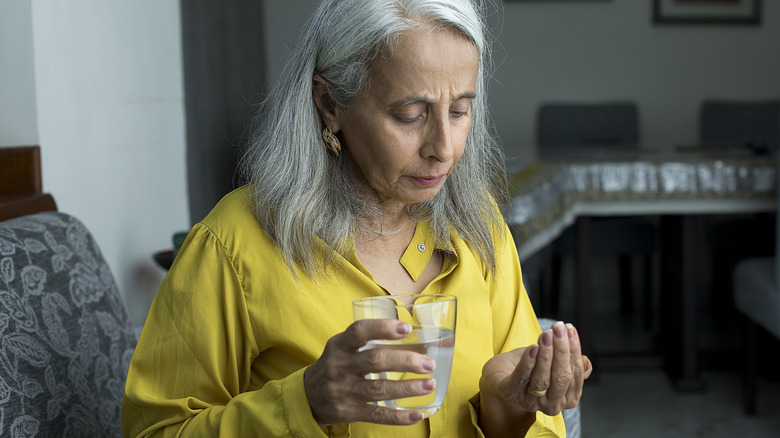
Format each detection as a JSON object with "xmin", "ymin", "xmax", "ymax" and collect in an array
[
  {"xmin": 0, "ymin": 146, "xmax": 43, "ymax": 194},
  {"xmin": 0, "ymin": 211, "xmax": 136, "ymax": 437},
  {"xmin": 537, "ymin": 102, "xmax": 639, "ymax": 148},
  {"xmin": 700, "ymin": 100, "xmax": 780, "ymax": 153},
  {"xmin": 0, "ymin": 146, "xmax": 57, "ymax": 221}
]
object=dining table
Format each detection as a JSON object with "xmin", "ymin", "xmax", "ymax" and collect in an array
[{"xmin": 505, "ymin": 145, "xmax": 777, "ymax": 390}]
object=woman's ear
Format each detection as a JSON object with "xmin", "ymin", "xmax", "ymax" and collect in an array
[{"xmin": 312, "ymin": 74, "xmax": 341, "ymax": 133}]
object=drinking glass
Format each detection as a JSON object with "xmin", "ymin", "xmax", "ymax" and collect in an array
[{"xmin": 352, "ymin": 294, "xmax": 457, "ymax": 418}]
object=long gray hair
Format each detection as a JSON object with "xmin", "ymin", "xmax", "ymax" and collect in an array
[{"xmin": 241, "ymin": 0, "xmax": 508, "ymax": 276}]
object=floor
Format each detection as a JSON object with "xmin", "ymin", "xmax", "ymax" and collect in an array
[
  {"xmin": 572, "ymin": 304, "xmax": 780, "ymax": 437},
  {"xmin": 568, "ymin": 307, "xmax": 780, "ymax": 438},
  {"xmin": 582, "ymin": 370, "xmax": 780, "ymax": 437},
  {"xmin": 523, "ymin": 249, "xmax": 780, "ymax": 438}
]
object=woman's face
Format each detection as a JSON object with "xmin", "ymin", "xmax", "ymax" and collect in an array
[{"xmin": 321, "ymin": 27, "xmax": 480, "ymax": 210}]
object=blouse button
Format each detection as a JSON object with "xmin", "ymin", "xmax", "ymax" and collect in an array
[{"xmin": 417, "ymin": 243, "xmax": 426, "ymax": 252}]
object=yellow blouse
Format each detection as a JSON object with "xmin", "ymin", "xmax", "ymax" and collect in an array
[{"xmin": 122, "ymin": 186, "xmax": 565, "ymax": 437}]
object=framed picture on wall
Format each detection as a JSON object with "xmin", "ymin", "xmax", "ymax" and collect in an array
[{"xmin": 653, "ymin": 0, "xmax": 761, "ymax": 25}]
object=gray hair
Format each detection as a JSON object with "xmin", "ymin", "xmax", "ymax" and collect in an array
[{"xmin": 241, "ymin": 0, "xmax": 508, "ymax": 277}]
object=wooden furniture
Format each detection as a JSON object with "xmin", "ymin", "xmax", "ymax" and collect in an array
[{"xmin": 0, "ymin": 145, "xmax": 57, "ymax": 220}]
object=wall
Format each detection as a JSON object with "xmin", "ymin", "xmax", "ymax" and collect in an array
[
  {"xmin": 0, "ymin": 1, "xmax": 38, "ymax": 146},
  {"xmin": 262, "ymin": 1, "xmax": 318, "ymax": 86},
  {"xmin": 493, "ymin": 0, "xmax": 780, "ymax": 166},
  {"xmin": 27, "ymin": 1, "xmax": 190, "ymax": 325},
  {"xmin": 262, "ymin": 0, "xmax": 780, "ymax": 167},
  {"xmin": 181, "ymin": 0, "xmax": 267, "ymax": 224}
]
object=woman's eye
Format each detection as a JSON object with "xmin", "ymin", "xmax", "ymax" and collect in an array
[
  {"xmin": 450, "ymin": 108, "xmax": 470, "ymax": 119},
  {"xmin": 450, "ymin": 103, "xmax": 471, "ymax": 118},
  {"xmin": 396, "ymin": 114, "xmax": 423, "ymax": 123}
]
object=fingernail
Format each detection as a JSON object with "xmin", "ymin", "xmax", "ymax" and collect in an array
[
  {"xmin": 529, "ymin": 344, "xmax": 539, "ymax": 359},
  {"xmin": 410, "ymin": 411, "xmax": 424, "ymax": 422},
  {"xmin": 553, "ymin": 321, "xmax": 565, "ymax": 340},
  {"xmin": 397, "ymin": 322, "xmax": 412, "ymax": 334},
  {"xmin": 422, "ymin": 378, "xmax": 436, "ymax": 390},
  {"xmin": 566, "ymin": 323, "xmax": 575, "ymax": 339},
  {"xmin": 542, "ymin": 330, "xmax": 553, "ymax": 347},
  {"xmin": 422, "ymin": 357, "xmax": 435, "ymax": 372}
]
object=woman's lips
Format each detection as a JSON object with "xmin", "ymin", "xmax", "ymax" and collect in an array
[{"xmin": 412, "ymin": 175, "xmax": 445, "ymax": 187}]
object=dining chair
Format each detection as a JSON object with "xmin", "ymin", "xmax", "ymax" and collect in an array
[
  {"xmin": 732, "ymin": 156, "xmax": 780, "ymax": 415},
  {"xmin": 700, "ymin": 100, "xmax": 780, "ymax": 327},
  {"xmin": 536, "ymin": 102, "xmax": 657, "ymax": 329},
  {"xmin": 538, "ymin": 102, "xmax": 639, "ymax": 148},
  {"xmin": 700, "ymin": 100, "xmax": 780, "ymax": 154}
]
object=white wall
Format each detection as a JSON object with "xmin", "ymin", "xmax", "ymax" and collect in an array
[
  {"xmin": 0, "ymin": 1, "xmax": 38, "ymax": 146},
  {"xmin": 27, "ymin": 1, "xmax": 189, "ymax": 325},
  {"xmin": 262, "ymin": 0, "xmax": 780, "ymax": 167}
]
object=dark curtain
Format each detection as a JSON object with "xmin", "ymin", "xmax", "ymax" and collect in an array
[{"xmin": 180, "ymin": 0, "xmax": 266, "ymax": 224}]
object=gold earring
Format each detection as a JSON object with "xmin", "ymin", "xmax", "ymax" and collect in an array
[{"xmin": 322, "ymin": 127, "xmax": 341, "ymax": 157}]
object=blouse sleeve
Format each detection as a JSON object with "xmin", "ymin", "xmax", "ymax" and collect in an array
[
  {"xmin": 121, "ymin": 224, "xmax": 326, "ymax": 438},
  {"xmin": 468, "ymin": 222, "xmax": 566, "ymax": 437}
]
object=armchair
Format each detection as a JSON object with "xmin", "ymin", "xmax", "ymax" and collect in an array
[{"xmin": 0, "ymin": 146, "xmax": 136, "ymax": 436}]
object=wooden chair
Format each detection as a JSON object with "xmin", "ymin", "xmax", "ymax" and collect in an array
[{"xmin": 0, "ymin": 145, "xmax": 57, "ymax": 220}]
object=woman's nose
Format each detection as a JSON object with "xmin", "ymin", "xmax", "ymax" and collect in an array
[{"xmin": 422, "ymin": 117, "xmax": 455, "ymax": 163}]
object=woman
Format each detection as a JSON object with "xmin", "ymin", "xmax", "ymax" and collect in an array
[{"xmin": 122, "ymin": 0, "xmax": 591, "ymax": 436}]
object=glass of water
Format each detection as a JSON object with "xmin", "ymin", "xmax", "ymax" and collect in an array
[{"xmin": 352, "ymin": 294, "xmax": 457, "ymax": 418}]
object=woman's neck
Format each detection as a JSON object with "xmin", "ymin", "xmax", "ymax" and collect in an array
[{"xmin": 356, "ymin": 210, "xmax": 415, "ymax": 240}]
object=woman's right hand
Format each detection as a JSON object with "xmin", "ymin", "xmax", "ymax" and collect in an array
[{"xmin": 304, "ymin": 319, "xmax": 436, "ymax": 427}]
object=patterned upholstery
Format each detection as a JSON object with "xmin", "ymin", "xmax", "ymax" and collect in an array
[
  {"xmin": 0, "ymin": 212, "xmax": 136, "ymax": 437},
  {"xmin": 538, "ymin": 317, "xmax": 581, "ymax": 438}
]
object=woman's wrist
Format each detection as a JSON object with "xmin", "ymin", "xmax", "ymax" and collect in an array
[{"xmin": 478, "ymin": 390, "xmax": 536, "ymax": 437}]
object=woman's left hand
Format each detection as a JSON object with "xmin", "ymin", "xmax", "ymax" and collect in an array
[{"xmin": 479, "ymin": 321, "xmax": 593, "ymax": 417}]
